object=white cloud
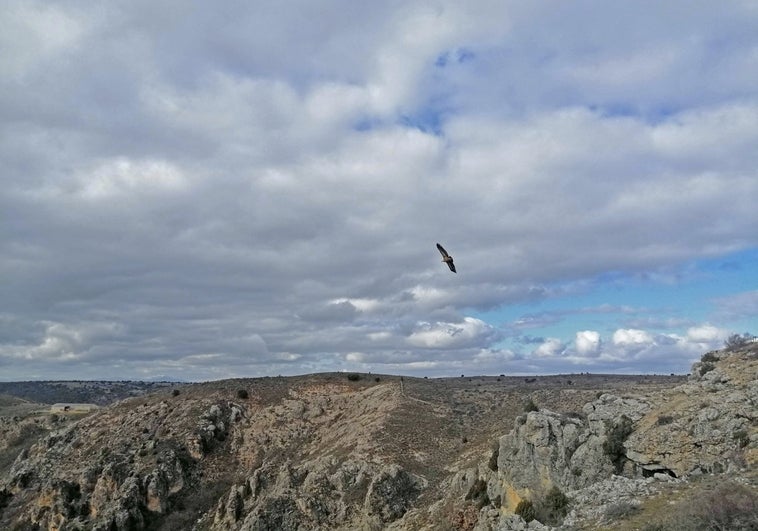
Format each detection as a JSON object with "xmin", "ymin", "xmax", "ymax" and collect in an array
[
  {"xmin": 533, "ymin": 338, "xmax": 565, "ymax": 358},
  {"xmin": 686, "ymin": 324, "xmax": 729, "ymax": 343},
  {"xmin": 407, "ymin": 317, "xmax": 495, "ymax": 349},
  {"xmin": 613, "ymin": 329, "xmax": 654, "ymax": 346},
  {"xmin": 78, "ymin": 158, "xmax": 186, "ymax": 199},
  {"xmin": 575, "ymin": 331, "xmax": 602, "ymax": 357}
]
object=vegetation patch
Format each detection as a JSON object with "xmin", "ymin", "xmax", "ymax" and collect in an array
[
  {"xmin": 700, "ymin": 351, "xmax": 719, "ymax": 363},
  {"xmin": 535, "ymin": 486, "xmax": 570, "ymax": 526},
  {"xmin": 515, "ymin": 499, "xmax": 536, "ymax": 522},
  {"xmin": 639, "ymin": 480, "xmax": 758, "ymax": 531},
  {"xmin": 698, "ymin": 362, "xmax": 716, "ymax": 376},
  {"xmin": 465, "ymin": 478, "xmax": 489, "ymax": 509},
  {"xmin": 236, "ymin": 389, "xmax": 249, "ymax": 399},
  {"xmin": 523, "ymin": 398, "xmax": 539, "ymax": 413},
  {"xmin": 488, "ymin": 444, "xmax": 499, "ymax": 472},
  {"xmin": 603, "ymin": 500, "xmax": 639, "ymax": 523},
  {"xmin": 603, "ymin": 415, "xmax": 634, "ymax": 474}
]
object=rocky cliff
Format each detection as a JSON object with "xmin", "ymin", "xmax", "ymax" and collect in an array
[
  {"xmin": 0, "ymin": 344, "xmax": 755, "ymax": 530},
  {"xmin": 455, "ymin": 342, "xmax": 757, "ymax": 530}
]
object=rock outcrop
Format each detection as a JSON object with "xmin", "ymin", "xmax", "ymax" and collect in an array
[{"xmin": 453, "ymin": 344, "xmax": 757, "ymax": 530}]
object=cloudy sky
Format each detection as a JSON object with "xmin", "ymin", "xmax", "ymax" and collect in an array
[{"xmin": 2, "ymin": 1, "xmax": 757, "ymax": 381}]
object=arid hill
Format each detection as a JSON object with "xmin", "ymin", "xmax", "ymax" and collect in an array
[{"xmin": 0, "ymin": 344, "xmax": 755, "ymax": 530}]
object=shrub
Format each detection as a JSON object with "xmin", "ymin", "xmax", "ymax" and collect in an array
[
  {"xmin": 655, "ymin": 415, "xmax": 674, "ymax": 426},
  {"xmin": 171, "ymin": 389, "xmax": 180, "ymax": 397},
  {"xmin": 603, "ymin": 415, "xmax": 634, "ymax": 473},
  {"xmin": 701, "ymin": 351, "xmax": 719, "ymax": 363},
  {"xmin": 374, "ymin": 377, "xmax": 381, "ymax": 382},
  {"xmin": 655, "ymin": 480, "xmax": 758, "ymax": 531},
  {"xmin": 535, "ymin": 486, "xmax": 570, "ymax": 525},
  {"xmin": 465, "ymin": 478, "xmax": 489, "ymax": 509},
  {"xmin": 733, "ymin": 429, "xmax": 749, "ymax": 448},
  {"xmin": 724, "ymin": 333, "xmax": 755, "ymax": 350},
  {"xmin": 523, "ymin": 398, "xmax": 539, "ymax": 413},
  {"xmin": 347, "ymin": 373, "xmax": 361, "ymax": 382},
  {"xmin": 604, "ymin": 500, "xmax": 639, "ymax": 522},
  {"xmin": 488, "ymin": 445, "xmax": 499, "ymax": 471},
  {"xmin": 698, "ymin": 362, "xmax": 716, "ymax": 376},
  {"xmin": 236, "ymin": 389, "xmax": 249, "ymax": 399},
  {"xmin": 515, "ymin": 499, "xmax": 536, "ymax": 522}
]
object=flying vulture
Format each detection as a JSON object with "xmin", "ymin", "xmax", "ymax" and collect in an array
[{"xmin": 436, "ymin": 243, "xmax": 456, "ymax": 273}]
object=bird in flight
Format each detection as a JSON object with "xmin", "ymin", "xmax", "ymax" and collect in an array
[{"xmin": 436, "ymin": 243, "xmax": 456, "ymax": 273}]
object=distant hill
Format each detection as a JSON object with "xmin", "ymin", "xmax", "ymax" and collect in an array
[{"xmin": 0, "ymin": 380, "xmax": 180, "ymax": 406}]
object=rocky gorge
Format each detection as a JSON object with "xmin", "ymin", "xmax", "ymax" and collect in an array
[{"xmin": 0, "ymin": 342, "xmax": 755, "ymax": 530}]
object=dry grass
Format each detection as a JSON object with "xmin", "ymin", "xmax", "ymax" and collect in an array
[{"xmin": 593, "ymin": 477, "xmax": 758, "ymax": 531}]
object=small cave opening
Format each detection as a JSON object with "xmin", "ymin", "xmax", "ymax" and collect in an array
[{"xmin": 641, "ymin": 467, "xmax": 677, "ymax": 479}]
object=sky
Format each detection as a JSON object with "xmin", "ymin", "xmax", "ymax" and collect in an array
[{"xmin": 1, "ymin": 1, "xmax": 757, "ymax": 382}]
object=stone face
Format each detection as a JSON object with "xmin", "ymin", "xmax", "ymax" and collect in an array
[
  {"xmin": 495, "ymin": 403, "xmax": 625, "ymax": 504},
  {"xmin": 470, "ymin": 346, "xmax": 757, "ymax": 530}
]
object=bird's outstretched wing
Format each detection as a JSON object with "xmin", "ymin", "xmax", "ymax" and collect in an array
[{"xmin": 436, "ymin": 243, "xmax": 457, "ymax": 273}]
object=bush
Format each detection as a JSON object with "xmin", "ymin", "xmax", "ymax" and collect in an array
[
  {"xmin": 515, "ymin": 499, "xmax": 536, "ymax": 522},
  {"xmin": 733, "ymin": 429, "xmax": 749, "ymax": 448},
  {"xmin": 465, "ymin": 478, "xmax": 489, "ymax": 509},
  {"xmin": 171, "ymin": 389, "xmax": 180, "ymax": 397},
  {"xmin": 698, "ymin": 362, "xmax": 716, "ymax": 376},
  {"xmin": 236, "ymin": 389, "xmax": 249, "ymax": 399},
  {"xmin": 655, "ymin": 415, "xmax": 674, "ymax": 426},
  {"xmin": 488, "ymin": 445, "xmax": 499, "ymax": 471},
  {"xmin": 724, "ymin": 333, "xmax": 755, "ymax": 350},
  {"xmin": 603, "ymin": 415, "xmax": 634, "ymax": 473},
  {"xmin": 523, "ymin": 398, "xmax": 539, "ymax": 413},
  {"xmin": 347, "ymin": 373, "xmax": 361, "ymax": 382},
  {"xmin": 651, "ymin": 480, "xmax": 758, "ymax": 531},
  {"xmin": 535, "ymin": 486, "xmax": 570, "ymax": 525},
  {"xmin": 701, "ymin": 351, "xmax": 719, "ymax": 363},
  {"xmin": 604, "ymin": 500, "xmax": 639, "ymax": 522}
]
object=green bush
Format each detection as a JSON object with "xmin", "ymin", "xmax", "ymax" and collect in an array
[
  {"xmin": 347, "ymin": 373, "xmax": 361, "ymax": 382},
  {"xmin": 523, "ymin": 398, "xmax": 539, "ymax": 413},
  {"xmin": 515, "ymin": 499, "xmax": 536, "ymax": 522},
  {"xmin": 236, "ymin": 389, "xmax": 249, "ymax": 399},
  {"xmin": 698, "ymin": 362, "xmax": 716, "ymax": 376},
  {"xmin": 488, "ymin": 445, "xmax": 499, "ymax": 471},
  {"xmin": 535, "ymin": 486, "xmax": 570, "ymax": 525},
  {"xmin": 655, "ymin": 415, "xmax": 674, "ymax": 426},
  {"xmin": 603, "ymin": 415, "xmax": 634, "ymax": 473},
  {"xmin": 701, "ymin": 351, "xmax": 719, "ymax": 363},
  {"xmin": 733, "ymin": 429, "xmax": 749, "ymax": 448},
  {"xmin": 465, "ymin": 478, "xmax": 489, "ymax": 509}
]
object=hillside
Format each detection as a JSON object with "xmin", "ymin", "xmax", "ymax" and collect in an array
[{"xmin": 0, "ymin": 346, "xmax": 754, "ymax": 530}]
